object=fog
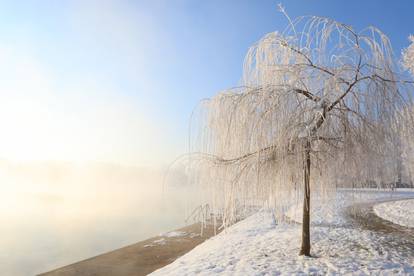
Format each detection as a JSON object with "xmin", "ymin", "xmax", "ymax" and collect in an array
[{"xmin": 0, "ymin": 161, "xmax": 190, "ymax": 275}]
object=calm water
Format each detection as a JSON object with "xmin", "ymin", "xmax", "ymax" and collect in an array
[{"xmin": 0, "ymin": 162, "xmax": 189, "ymax": 276}]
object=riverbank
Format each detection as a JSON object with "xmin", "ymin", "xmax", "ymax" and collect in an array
[
  {"xmin": 39, "ymin": 221, "xmax": 221, "ymax": 276},
  {"xmin": 40, "ymin": 190, "xmax": 414, "ymax": 275}
]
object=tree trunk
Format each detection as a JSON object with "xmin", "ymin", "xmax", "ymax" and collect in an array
[{"xmin": 299, "ymin": 139, "xmax": 311, "ymax": 256}]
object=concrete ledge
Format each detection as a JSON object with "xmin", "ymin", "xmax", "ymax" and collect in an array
[{"xmin": 39, "ymin": 222, "xmax": 220, "ymax": 276}]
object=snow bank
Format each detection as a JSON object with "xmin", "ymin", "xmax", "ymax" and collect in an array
[
  {"xmin": 161, "ymin": 231, "xmax": 187, "ymax": 238},
  {"xmin": 287, "ymin": 189, "xmax": 414, "ymax": 225},
  {"xmin": 374, "ymin": 199, "xmax": 414, "ymax": 228}
]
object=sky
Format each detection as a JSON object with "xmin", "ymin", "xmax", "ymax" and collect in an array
[{"xmin": 0, "ymin": 0, "xmax": 412, "ymax": 167}]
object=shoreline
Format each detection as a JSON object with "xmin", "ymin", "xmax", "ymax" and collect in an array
[{"xmin": 39, "ymin": 221, "xmax": 221, "ymax": 276}]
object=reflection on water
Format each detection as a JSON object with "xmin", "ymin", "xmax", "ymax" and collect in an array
[{"xmin": 0, "ymin": 161, "xmax": 189, "ymax": 276}]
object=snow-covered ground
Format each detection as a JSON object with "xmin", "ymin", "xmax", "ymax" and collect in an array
[
  {"xmin": 374, "ymin": 199, "xmax": 414, "ymax": 228},
  {"xmin": 151, "ymin": 189, "xmax": 414, "ymax": 275}
]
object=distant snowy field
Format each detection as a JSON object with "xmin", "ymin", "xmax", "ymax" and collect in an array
[
  {"xmin": 374, "ymin": 198, "xmax": 414, "ymax": 228},
  {"xmin": 151, "ymin": 189, "xmax": 414, "ymax": 275}
]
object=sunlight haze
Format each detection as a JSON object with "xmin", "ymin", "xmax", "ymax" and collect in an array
[
  {"xmin": 0, "ymin": 1, "xmax": 184, "ymax": 166},
  {"xmin": 1, "ymin": 0, "xmax": 411, "ymax": 166}
]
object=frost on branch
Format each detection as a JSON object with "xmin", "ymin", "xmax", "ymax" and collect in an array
[
  {"xmin": 183, "ymin": 16, "xmax": 408, "ymax": 227},
  {"xmin": 402, "ymin": 35, "xmax": 414, "ymax": 76},
  {"xmin": 399, "ymin": 106, "xmax": 414, "ymax": 184}
]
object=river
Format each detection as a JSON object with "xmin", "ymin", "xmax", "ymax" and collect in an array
[{"xmin": 0, "ymin": 162, "xmax": 190, "ymax": 275}]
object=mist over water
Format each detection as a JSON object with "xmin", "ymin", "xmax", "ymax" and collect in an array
[{"xmin": 0, "ymin": 161, "xmax": 190, "ymax": 276}]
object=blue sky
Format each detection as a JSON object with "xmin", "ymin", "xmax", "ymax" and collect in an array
[{"xmin": 0, "ymin": 0, "xmax": 412, "ymax": 166}]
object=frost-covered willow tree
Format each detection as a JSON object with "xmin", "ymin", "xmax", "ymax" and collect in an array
[{"xmin": 187, "ymin": 16, "xmax": 407, "ymax": 256}]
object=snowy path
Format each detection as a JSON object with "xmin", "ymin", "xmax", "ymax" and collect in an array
[{"xmin": 346, "ymin": 198, "xmax": 414, "ymax": 259}]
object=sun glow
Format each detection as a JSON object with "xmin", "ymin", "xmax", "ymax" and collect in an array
[{"xmin": 0, "ymin": 45, "xmax": 169, "ymax": 166}]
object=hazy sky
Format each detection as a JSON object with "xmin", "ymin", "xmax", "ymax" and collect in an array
[{"xmin": 0, "ymin": 0, "xmax": 412, "ymax": 166}]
